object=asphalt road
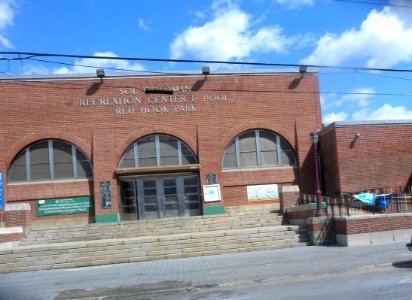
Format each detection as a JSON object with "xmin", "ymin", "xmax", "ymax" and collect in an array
[
  {"xmin": 160, "ymin": 261, "xmax": 412, "ymax": 300},
  {"xmin": 0, "ymin": 242, "xmax": 411, "ymax": 300}
]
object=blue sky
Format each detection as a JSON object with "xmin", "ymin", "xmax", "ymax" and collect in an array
[{"xmin": 1, "ymin": 0, "xmax": 412, "ymax": 124}]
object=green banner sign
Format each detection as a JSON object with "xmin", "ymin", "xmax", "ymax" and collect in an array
[{"xmin": 36, "ymin": 197, "xmax": 94, "ymax": 217}]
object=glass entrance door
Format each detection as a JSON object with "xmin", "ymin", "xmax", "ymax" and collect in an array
[{"xmin": 119, "ymin": 175, "xmax": 201, "ymax": 220}]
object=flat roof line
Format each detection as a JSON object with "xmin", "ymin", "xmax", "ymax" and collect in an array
[
  {"xmin": 320, "ymin": 119, "xmax": 412, "ymax": 134},
  {"xmin": 0, "ymin": 69, "xmax": 316, "ymax": 82}
]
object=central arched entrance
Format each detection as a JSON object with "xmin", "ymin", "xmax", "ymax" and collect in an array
[
  {"xmin": 117, "ymin": 134, "xmax": 201, "ymax": 221},
  {"xmin": 120, "ymin": 175, "xmax": 200, "ymax": 220}
]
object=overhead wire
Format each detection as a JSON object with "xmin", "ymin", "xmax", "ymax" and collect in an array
[
  {"xmin": 318, "ymin": 69, "xmax": 412, "ymax": 82},
  {"xmin": 0, "ymin": 51, "xmax": 412, "ymax": 97},
  {"xmin": 332, "ymin": 0, "xmax": 412, "ymax": 8},
  {"xmin": 1, "ymin": 74, "xmax": 412, "ymax": 98},
  {"xmin": 27, "ymin": 58, "xmax": 203, "ymax": 76},
  {"xmin": 1, "ymin": 51, "xmax": 412, "ymax": 74}
]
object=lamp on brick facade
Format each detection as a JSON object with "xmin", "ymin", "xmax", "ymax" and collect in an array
[
  {"xmin": 299, "ymin": 65, "xmax": 307, "ymax": 78},
  {"xmin": 96, "ymin": 69, "xmax": 105, "ymax": 83},
  {"xmin": 202, "ymin": 66, "xmax": 210, "ymax": 80},
  {"xmin": 309, "ymin": 131, "xmax": 325, "ymax": 216}
]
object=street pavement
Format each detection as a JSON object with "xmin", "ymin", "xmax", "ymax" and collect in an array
[{"xmin": 0, "ymin": 242, "xmax": 411, "ymax": 299}]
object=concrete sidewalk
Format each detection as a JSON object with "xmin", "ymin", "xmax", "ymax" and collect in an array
[{"xmin": 0, "ymin": 242, "xmax": 411, "ymax": 300}]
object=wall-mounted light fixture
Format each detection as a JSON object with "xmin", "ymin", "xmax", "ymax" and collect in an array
[
  {"xmin": 299, "ymin": 65, "xmax": 307, "ymax": 79},
  {"xmin": 96, "ymin": 69, "xmax": 105, "ymax": 83},
  {"xmin": 202, "ymin": 66, "xmax": 210, "ymax": 80},
  {"xmin": 354, "ymin": 133, "xmax": 361, "ymax": 140}
]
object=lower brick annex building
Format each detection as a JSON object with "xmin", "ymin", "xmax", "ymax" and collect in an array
[{"xmin": 0, "ymin": 69, "xmax": 411, "ymax": 227}]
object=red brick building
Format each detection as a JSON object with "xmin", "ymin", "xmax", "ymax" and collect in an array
[
  {"xmin": 319, "ymin": 120, "xmax": 412, "ymax": 195},
  {"xmin": 0, "ymin": 70, "xmax": 322, "ymax": 226}
]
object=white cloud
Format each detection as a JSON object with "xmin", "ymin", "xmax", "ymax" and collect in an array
[
  {"xmin": 0, "ymin": 0, "xmax": 17, "ymax": 48},
  {"xmin": 22, "ymin": 64, "xmax": 50, "ymax": 75},
  {"xmin": 53, "ymin": 51, "xmax": 145, "ymax": 74},
  {"xmin": 275, "ymin": 0, "xmax": 313, "ymax": 9},
  {"xmin": 192, "ymin": 10, "xmax": 206, "ymax": 20},
  {"xmin": 323, "ymin": 112, "xmax": 348, "ymax": 125},
  {"xmin": 322, "ymin": 88, "xmax": 379, "ymax": 124},
  {"xmin": 389, "ymin": 0, "xmax": 412, "ymax": 27},
  {"xmin": 336, "ymin": 88, "xmax": 376, "ymax": 108},
  {"xmin": 352, "ymin": 109, "xmax": 368, "ymax": 121},
  {"xmin": 302, "ymin": 7, "xmax": 412, "ymax": 68},
  {"xmin": 0, "ymin": 34, "xmax": 11, "ymax": 47},
  {"xmin": 170, "ymin": 1, "xmax": 294, "ymax": 62},
  {"xmin": 0, "ymin": 0, "xmax": 15, "ymax": 29},
  {"xmin": 353, "ymin": 104, "xmax": 412, "ymax": 121},
  {"xmin": 138, "ymin": 18, "xmax": 152, "ymax": 32},
  {"xmin": 322, "ymin": 88, "xmax": 375, "ymax": 112}
]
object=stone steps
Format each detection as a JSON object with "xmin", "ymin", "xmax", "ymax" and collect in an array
[
  {"xmin": 0, "ymin": 211, "xmax": 309, "ymax": 273},
  {"xmin": 0, "ymin": 225, "xmax": 308, "ymax": 274},
  {"xmin": 21, "ymin": 212, "xmax": 285, "ymax": 245}
]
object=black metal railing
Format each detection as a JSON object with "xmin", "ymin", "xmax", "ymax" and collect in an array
[{"xmin": 300, "ymin": 186, "xmax": 412, "ymax": 217}]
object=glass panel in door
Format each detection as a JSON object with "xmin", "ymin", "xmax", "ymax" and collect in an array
[
  {"xmin": 141, "ymin": 179, "xmax": 160, "ymax": 219},
  {"xmin": 163, "ymin": 178, "xmax": 179, "ymax": 217},
  {"xmin": 183, "ymin": 176, "xmax": 201, "ymax": 216},
  {"xmin": 120, "ymin": 181, "xmax": 137, "ymax": 221}
]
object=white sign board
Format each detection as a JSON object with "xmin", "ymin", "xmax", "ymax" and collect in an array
[{"xmin": 203, "ymin": 184, "xmax": 222, "ymax": 202}]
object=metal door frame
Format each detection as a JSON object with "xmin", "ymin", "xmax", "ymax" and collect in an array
[{"xmin": 119, "ymin": 173, "xmax": 200, "ymax": 220}]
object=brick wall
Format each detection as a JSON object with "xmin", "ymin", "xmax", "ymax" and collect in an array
[
  {"xmin": 318, "ymin": 127, "xmax": 340, "ymax": 195},
  {"xmin": 0, "ymin": 72, "xmax": 322, "ymax": 222},
  {"xmin": 307, "ymin": 217, "xmax": 335, "ymax": 245},
  {"xmin": 279, "ymin": 185, "xmax": 300, "ymax": 212},
  {"xmin": 4, "ymin": 203, "xmax": 32, "ymax": 227},
  {"xmin": 0, "ymin": 227, "xmax": 24, "ymax": 244},
  {"xmin": 0, "ymin": 211, "xmax": 4, "ymax": 227},
  {"xmin": 335, "ymin": 214, "xmax": 412, "ymax": 235},
  {"xmin": 287, "ymin": 209, "xmax": 318, "ymax": 220},
  {"xmin": 320, "ymin": 122, "xmax": 412, "ymax": 195},
  {"xmin": 0, "ymin": 232, "xmax": 23, "ymax": 243},
  {"xmin": 335, "ymin": 213, "xmax": 412, "ymax": 246},
  {"xmin": 285, "ymin": 203, "xmax": 321, "ymax": 224}
]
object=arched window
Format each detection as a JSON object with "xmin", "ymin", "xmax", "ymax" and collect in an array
[
  {"xmin": 8, "ymin": 140, "xmax": 93, "ymax": 183},
  {"xmin": 222, "ymin": 130, "xmax": 296, "ymax": 169},
  {"xmin": 119, "ymin": 134, "xmax": 197, "ymax": 168}
]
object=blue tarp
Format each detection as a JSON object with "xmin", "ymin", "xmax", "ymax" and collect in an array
[
  {"xmin": 375, "ymin": 194, "xmax": 392, "ymax": 210},
  {"xmin": 354, "ymin": 192, "xmax": 376, "ymax": 205},
  {"xmin": 353, "ymin": 192, "xmax": 393, "ymax": 210}
]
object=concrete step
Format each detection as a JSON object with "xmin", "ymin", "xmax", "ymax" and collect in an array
[
  {"xmin": 21, "ymin": 212, "xmax": 285, "ymax": 246},
  {"xmin": 0, "ymin": 225, "xmax": 308, "ymax": 274}
]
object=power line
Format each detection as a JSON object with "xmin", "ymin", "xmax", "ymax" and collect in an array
[
  {"xmin": 27, "ymin": 58, "xmax": 192, "ymax": 76},
  {"xmin": 1, "ymin": 76, "xmax": 412, "ymax": 98},
  {"xmin": 7, "ymin": 55, "xmax": 412, "ymax": 83},
  {"xmin": 1, "ymin": 51, "xmax": 412, "ymax": 97},
  {"xmin": 1, "ymin": 51, "xmax": 412, "ymax": 74},
  {"xmin": 319, "ymin": 69, "xmax": 412, "ymax": 82},
  {"xmin": 332, "ymin": 0, "xmax": 412, "ymax": 8}
]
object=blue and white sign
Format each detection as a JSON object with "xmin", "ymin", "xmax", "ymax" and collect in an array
[
  {"xmin": 0, "ymin": 170, "xmax": 3, "ymax": 210},
  {"xmin": 247, "ymin": 184, "xmax": 279, "ymax": 202}
]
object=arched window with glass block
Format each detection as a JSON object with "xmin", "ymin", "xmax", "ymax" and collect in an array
[
  {"xmin": 119, "ymin": 134, "xmax": 197, "ymax": 168},
  {"xmin": 222, "ymin": 130, "xmax": 296, "ymax": 169},
  {"xmin": 8, "ymin": 140, "xmax": 93, "ymax": 183}
]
